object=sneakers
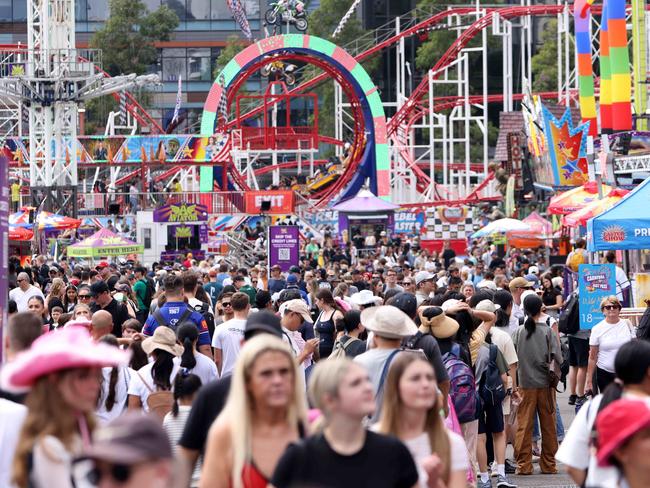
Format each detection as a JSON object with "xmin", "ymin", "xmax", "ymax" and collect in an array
[
  {"xmin": 505, "ymin": 459, "xmax": 517, "ymax": 474},
  {"xmin": 496, "ymin": 474, "xmax": 517, "ymax": 487},
  {"xmin": 477, "ymin": 478, "xmax": 493, "ymax": 488},
  {"xmin": 568, "ymin": 394, "xmax": 577, "ymax": 405}
]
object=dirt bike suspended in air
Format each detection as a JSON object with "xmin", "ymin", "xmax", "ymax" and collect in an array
[
  {"xmin": 264, "ymin": 0, "xmax": 308, "ymax": 32},
  {"xmin": 260, "ymin": 58, "xmax": 297, "ymax": 85}
]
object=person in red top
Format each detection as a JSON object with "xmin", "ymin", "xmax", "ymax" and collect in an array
[{"xmin": 199, "ymin": 335, "xmax": 307, "ymax": 488}]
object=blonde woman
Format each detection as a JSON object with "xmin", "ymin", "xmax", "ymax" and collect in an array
[
  {"xmin": 271, "ymin": 358, "xmax": 419, "ymax": 488},
  {"xmin": 586, "ymin": 295, "xmax": 635, "ymax": 394},
  {"xmin": 45, "ymin": 277, "xmax": 66, "ymax": 314},
  {"xmin": 376, "ymin": 352, "xmax": 469, "ymax": 488},
  {"xmin": 200, "ymin": 335, "xmax": 307, "ymax": 488},
  {"xmin": 0, "ymin": 326, "xmax": 128, "ymax": 488}
]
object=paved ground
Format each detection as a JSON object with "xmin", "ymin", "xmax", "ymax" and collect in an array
[{"xmin": 507, "ymin": 388, "xmax": 577, "ymax": 488}]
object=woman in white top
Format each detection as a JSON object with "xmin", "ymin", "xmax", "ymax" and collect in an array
[
  {"xmin": 557, "ymin": 339, "xmax": 650, "ymax": 487},
  {"xmin": 177, "ymin": 323, "xmax": 219, "ymax": 384},
  {"xmin": 376, "ymin": 351, "xmax": 469, "ymax": 488},
  {"xmin": 586, "ymin": 295, "xmax": 635, "ymax": 394},
  {"xmin": 128, "ymin": 326, "xmax": 183, "ymax": 412},
  {"xmin": 95, "ymin": 335, "xmax": 131, "ymax": 424}
]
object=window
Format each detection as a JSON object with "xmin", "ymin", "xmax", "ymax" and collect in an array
[
  {"xmin": 75, "ymin": 0, "xmax": 87, "ymax": 21},
  {"xmin": 162, "ymin": 49, "xmax": 186, "ymax": 81},
  {"xmin": 164, "ymin": 0, "xmax": 187, "ymax": 20},
  {"xmin": 143, "ymin": 227, "xmax": 152, "ymax": 249},
  {"xmin": 142, "ymin": 0, "xmax": 161, "ymax": 12},
  {"xmin": 186, "ymin": 0, "xmax": 209, "ymax": 19},
  {"xmin": 87, "ymin": 0, "xmax": 108, "ymax": 21},
  {"xmin": 0, "ymin": 0, "xmax": 11, "ymax": 21},
  {"xmin": 13, "ymin": 0, "xmax": 26, "ymax": 21},
  {"xmin": 188, "ymin": 48, "xmax": 211, "ymax": 81}
]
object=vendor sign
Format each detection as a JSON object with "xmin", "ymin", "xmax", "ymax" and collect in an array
[
  {"xmin": 245, "ymin": 191, "xmax": 295, "ymax": 214},
  {"xmin": 153, "ymin": 203, "xmax": 208, "ymax": 223},
  {"xmin": 268, "ymin": 225, "xmax": 299, "ymax": 272},
  {"xmin": 578, "ymin": 264, "xmax": 616, "ymax": 330},
  {"xmin": 392, "ymin": 209, "xmax": 425, "ymax": 235}
]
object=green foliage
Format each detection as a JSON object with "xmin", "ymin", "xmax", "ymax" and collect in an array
[
  {"xmin": 214, "ymin": 35, "xmax": 248, "ymax": 78},
  {"xmin": 90, "ymin": 0, "xmax": 179, "ymax": 76},
  {"xmin": 531, "ymin": 19, "xmax": 566, "ymax": 92}
]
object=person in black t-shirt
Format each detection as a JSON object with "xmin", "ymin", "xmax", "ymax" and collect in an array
[
  {"xmin": 89, "ymin": 281, "xmax": 131, "ymax": 337},
  {"xmin": 271, "ymin": 358, "xmax": 418, "ymax": 488}
]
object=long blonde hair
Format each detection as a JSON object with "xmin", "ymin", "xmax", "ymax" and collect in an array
[
  {"xmin": 308, "ymin": 357, "xmax": 355, "ymax": 414},
  {"xmin": 48, "ymin": 278, "xmax": 65, "ymax": 299},
  {"xmin": 219, "ymin": 335, "xmax": 307, "ymax": 488},
  {"xmin": 12, "ymin": 371, "xmax": 96, "ymax": 488},
  {"xmin": 376, "ymin": 352, "xmax": 451, "ymax": 483}
]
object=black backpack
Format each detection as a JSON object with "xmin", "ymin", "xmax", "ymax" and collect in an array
[
  {"xmin": 141, "ymin": 278, "xmax": 156, "ymax": 309},
  {"xmin": 558, "ymin": 292, "xmax": 580, "ymax": 335},
  {"xmin": 479, "ymin": 344, "xmax": 506, "ymax": 407},
  {"xmin": 193, "ymin": 301, "xmax": 215, "ymax": 339}
]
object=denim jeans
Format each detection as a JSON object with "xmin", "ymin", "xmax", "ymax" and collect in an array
[{"xmin": 533, "ymin": 398, "xmax": 564, "ymax": 442}]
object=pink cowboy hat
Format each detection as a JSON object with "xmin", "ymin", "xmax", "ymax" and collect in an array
[{"xmin": 0, "ymin": 326, "xmax": 130, "ymax": 393}]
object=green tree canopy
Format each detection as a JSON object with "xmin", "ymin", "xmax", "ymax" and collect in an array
[{"xmin": 90, "ymin": 0, "xmax": 179, "ymax": 76}]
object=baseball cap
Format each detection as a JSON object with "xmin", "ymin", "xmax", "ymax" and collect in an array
[
  {"xmin": 286, "ymin": 274, "xmax": 298, "ymax": 284},
  {"xmin": 289, "ymin": 265, "xmax": 301, "ymax": 274},
  {"xmin": 95, "ymin": 261, "xmax": 109, "ymax": 270},
  {"xmin": 89, "ymin": 281, "xmax": 109, "ymax": 297},
  {"xmin": 282, "ymin": 299, "xmax": 313, "ymax": 323},
  {"xmin": 80, "ymin": 413, "xmax": 172, "ymax": 464},
  {"xmin": 529, "ymin": 265, "xmax": 540, "ymax": 275},
  {"xmin": 596, "ymin": 399, "xmax": 650, "ymax": 466},
  {"xmin": 508, "ymin": 277, "xmax": 534, "ymax": 291},
  {"xmin": 415, "ymin": 271, "xmax": 435, "ymax": 286},
  {"xmin": 476, "ymin": 279, "xmax": 497, "ymax": 292},
  {"xmin": 474, "ymin": 299, "xmax": 500, "ymax": 313},
  {"xmin": 389, "ymin": 292, "xmax": 418, "ymax": 319},
  {"xmin": 244, "ymin": 311, "xmax": 283, "ymax": 340}
]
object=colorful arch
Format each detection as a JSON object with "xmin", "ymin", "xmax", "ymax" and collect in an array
[{"xmin": 200, "ymin": 34, "xmax": 389, "ymax": 202}]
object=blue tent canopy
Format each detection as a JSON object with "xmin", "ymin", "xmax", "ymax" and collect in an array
[{"xmin": 587, "ymin": 177, "xmax": 650, "ymax": 251}]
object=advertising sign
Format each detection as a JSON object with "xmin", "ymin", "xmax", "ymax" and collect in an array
[
  {"xmin": 245, "ymin": 191, "xmax": 295, "ymax": 214},
  {"xmin": 153, "ymin": 203, "xmax": 209, "ymax": 223},
  {"xmin": 392, "ymin": 208, "xmax": 425, "ymax": 235},
  {"xmin": 268, "ymin": 225, "xmax": 300, "ymax": 272},
  {"xmin": 578, "ymin": 264, "xmax": 617, "ymax": 330}
]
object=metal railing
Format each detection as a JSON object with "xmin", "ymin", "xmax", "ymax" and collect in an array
[{"xmin": 74, "ymin": 191, "xmax": 247, "ymax": 217}]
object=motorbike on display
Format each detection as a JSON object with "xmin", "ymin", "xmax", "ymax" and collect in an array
[{"xmin": 264, "ymin": 0, "xmax": 308, "ymax": 32}]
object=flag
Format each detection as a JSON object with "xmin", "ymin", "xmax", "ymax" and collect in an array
[
  {"xmin": 172, "ymin": 76, "xmax": 182, "ymax": 125},
  {"xmin": 227, "ymin": 0, "xmax": 252, "ymax": 40}
]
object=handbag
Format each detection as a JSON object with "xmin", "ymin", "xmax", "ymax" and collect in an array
[{"xmin": 545, "ymin": 327, "xmax": 561, "ymax": 389}]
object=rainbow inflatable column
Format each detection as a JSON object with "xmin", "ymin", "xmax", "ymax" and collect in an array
[
  {"xmin": 600, "ymin": 0, "xmax": 613, "ymax": 132},
  {"xmin": 606, "ymin": 0, "xmax": 632, "ymax": 131},
  {"xmin": 632, "ymin": 0, "xmax": 647, "ymax": 131},
  {"xmin": 574, "ymin": 0, "xmax": 598, "ymax": 136}
]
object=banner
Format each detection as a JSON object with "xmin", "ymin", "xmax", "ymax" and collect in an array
[
  {"xmin": 245, "ymin": 191, "xmax": 295, "ymax": 214},
  {"xmin": 578, "ymin": 264, "xmax": 616, "ymax": 330},
  {"xmin": 153, "ymin": 203, "xmax": 209, "ymax": 223},
  {"xmin": 392, "ymin": 208, "xmax": 425, "ymax": 235},
  {"xmin": 0, "ymin": 156, "xmax": 7, "ymax": 362},
  {"xmin": 268, "ymin": 225, "xmax": 300, "ymax": 273}
]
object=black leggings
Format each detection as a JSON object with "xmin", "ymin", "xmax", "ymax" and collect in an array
[{"xmin": 596, "ymin": 367, "xmax": 616, "ymax": 394}]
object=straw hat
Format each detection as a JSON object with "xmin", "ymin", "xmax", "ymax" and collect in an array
[
  {"xmin": 0, "ymin": 327, "xmax": 130, "ymax": 393},
  {"xmin": 360, "ymin": 305, "xmax": 417, "ymax": 339},
  {"xmin": 141, "ymin": 327, "xmax": 184, "ymax": 357},
  {"xmin": 420, "ymin": 306, "xmax": 460, "ymax": 340}
]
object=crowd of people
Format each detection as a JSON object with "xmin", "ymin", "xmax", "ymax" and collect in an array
[{"xmin": 0, "ymin": 233, "xmax": 644, "ymax": 488}]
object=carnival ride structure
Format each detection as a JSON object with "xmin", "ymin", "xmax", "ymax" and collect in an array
[{"xmin": 1, "ymin": 0, "xmax": 648, "ymax": 217}]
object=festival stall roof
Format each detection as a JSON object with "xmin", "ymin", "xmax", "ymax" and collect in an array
[
  {"xmin": 331, "ymin": 189, "xmax": 400, "ymax": 213},
  {"xmin": 67, "ymin": 228, "xmax": 144, "ymax": 258},
  {"xmin": 10, "ymin": 210, "xmax": 82, "ymax": 231},
  {"xmin": 548, "ymin": 181, "xmax": 614, "ymax": 215},
  {"xmin": 563, "ymin": 188, "xmax": 629, "ymax": 228},
  {"xmin": 587, "ymin": 177, "xmax": 650, "ymax": 251},
  {"xmin": 471, "ymin": 218, "xmax": 531, "ymax": 238},
  {"xmin": 9, "ymin": 225, "xmax": 33, "ymax": 241},
  {"xmin": 506, "ymin": 211, "xmax": 554, "ymax": 248}
]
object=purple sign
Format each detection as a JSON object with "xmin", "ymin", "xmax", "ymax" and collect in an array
[
  {"xmin": 0, "ymin": 157, "xmax": 7, "ymax": 362},
  {"xmin": 153, "ymin": 203, "xmax": 208, "ymax": 223},
  {"xmin": 199, "ymin": 224, "xmax": 208, "ymax": 243},
  {"xmin": 268, "ymin": 225, "xmax": 300, "ymax": 273}
]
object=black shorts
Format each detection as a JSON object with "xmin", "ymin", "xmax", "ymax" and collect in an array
[
  {"xmin": 478, "ymin": 400, "xmax": 505, "ymax": 434},
  {"xmin": 569, "ymin": 336, "xmax": 589, "ymax": 367}
]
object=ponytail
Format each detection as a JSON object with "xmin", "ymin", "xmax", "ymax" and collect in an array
[
  {"xmin": 177, "ymin": 324, "xmax": 198, "ymax": 370},
  {"xmin": 171, "ymin": 372, "xmax": 202, "ymax": 417},
  {"xmin": 151, "ymin": 350, "xmax": 175, "ymax": 391},
  {"xmin": 524, "ymin": 316, "xmax": 536, "ymax": 339},
  {"xmin": 105, "ymin": 367, "xmax": 119, "ymax": 411}
]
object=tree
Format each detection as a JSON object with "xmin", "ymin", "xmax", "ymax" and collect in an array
[
  {"xmin": 531, "ymin": 19, "xmax": 566, "ymax": 92},
  {"xmin": 90, "ymin": 0, "xmax": 179, "ymax": 76},
  {"xmin": 214, "ymin": 35, "xmax": 249, "ymax": 78}
]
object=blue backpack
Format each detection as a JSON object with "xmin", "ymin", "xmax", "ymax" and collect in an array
[
  {"xmin": 442, "ymin": 344, "xmax": 479, "ymax": 423},
  {"xmin": 479, "ymin": 344, "xmax": 506, "ymax": 407}
]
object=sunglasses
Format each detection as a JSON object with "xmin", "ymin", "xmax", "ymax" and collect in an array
[
  {"xmin": 87, "ymin": 463, "xmax": 132, "ymax": 484},
  {"xmin": 603, "ymin": 305, "xmax": 621, "ymax": 310},
  {"xmin": 222, "ymin": 302, "xmax": 232, "ymax": 307},
  {"xmin": 78, "ymin": 295, "xmax": 92, "ymax": 300},
  {"xmin": 16, "ymin": 279, "xmax": 25, "ymax": 283}
]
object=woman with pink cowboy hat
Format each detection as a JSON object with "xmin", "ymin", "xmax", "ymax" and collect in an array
[{"xmin": 0, "ymin": 326, "xmax": 129, "ymax": 488}]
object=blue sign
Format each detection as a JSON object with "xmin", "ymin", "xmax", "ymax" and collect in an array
[
  {"xmin": 578, "ymin": 264, "xmax": 617, "ymax": 330},
  {"xmin": 392, "ymin": 209, "xmax": 425, "ymax": 235}
]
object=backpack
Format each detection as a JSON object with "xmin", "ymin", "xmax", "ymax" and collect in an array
[
  {"xmin": 568, "ymin": 250, "xmax": 586, "ymax": 272},
  {"xmin": 141, "ymin": 278, "xmax": 156, "ymax": 309},
  {"xmin": 442, "ymin": 344, "xmax": 479, "ymax": 423},
  {"xmin": 405, "ymin": 331, "xmax": 441, "ymax": 366},
  {"xmin": 328, "ymin": 336, "xmax": 361, "ymax": 360},
  {"xmin": 558, "ymin": 292, "xmax": 580, "ymax": 335},
  {"xmin": 153, "ymin": 307, "xmax": 194, "ymax": 332},
  {"xmin": 136, "ymin": 370, "xmax": 174, "ymax": 422},
  {"xmin": 193, "ymin": 301, "xmax": 215, "ymax": 339},
  {"xmin": 479, "ymin": 344, "xmax": 506, "ymax": 408}
]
